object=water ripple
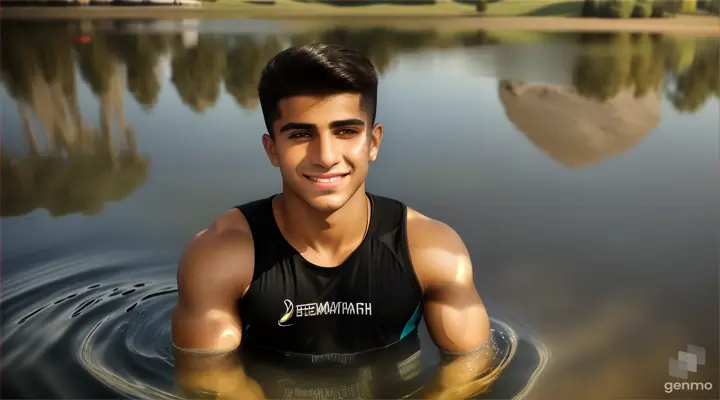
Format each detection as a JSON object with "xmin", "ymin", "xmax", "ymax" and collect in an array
[
  {"xmin": 1, "ymin": 248, "xmax": 543, "ymax": 399},
  {"xmin": 1, "ymin": 249, "xmax": 182, "ymax": 398}
]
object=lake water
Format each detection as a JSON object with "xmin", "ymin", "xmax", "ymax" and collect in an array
[{"xmin": 1, "ymin": 18, "xmax": 718, "ymax": 400}]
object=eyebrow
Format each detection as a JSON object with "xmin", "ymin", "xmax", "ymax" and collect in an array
[{"xmin": 278, "ymin": 119, "xmax": 366, "ymax": 133}]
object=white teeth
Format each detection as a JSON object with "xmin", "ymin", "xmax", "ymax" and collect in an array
[{"xmin": 309, "ymin": 176, "xmax": 342, "ymax": 183}]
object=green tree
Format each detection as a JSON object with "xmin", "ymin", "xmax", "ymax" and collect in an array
[
  {"xmin": 581, "ymin": 0, "xmax": 600, "ymax": 16},
  {"xmin": 680, "ymin": 0, "xmax": 697, "ymax": 12},
  {"xmin": 631, "ymin": 0, "xmax": 653, "ymax": 17},
  {"xmin": 603, "ymin": 0, "xmax": 636, "ymax": 18}
]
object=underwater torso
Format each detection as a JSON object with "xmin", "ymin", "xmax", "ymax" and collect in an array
[{"xmin": 239, "ymin": 334, "xmax": 429, "ymax": 400}]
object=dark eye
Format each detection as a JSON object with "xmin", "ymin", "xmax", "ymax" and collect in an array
[
  {"xmin": 337, "ymin": 129, "xmax": 358, "ymax": 135},
  {"xmin": 289, "ymin": 131, "xmax": 311, "ymax": 139}
]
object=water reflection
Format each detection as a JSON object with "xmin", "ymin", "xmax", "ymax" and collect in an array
[
  {"xmin": 1, "ymin": 19, "xmax": 718, "ymax": 400},
  {"xmin": 225, "ymin": 37, "xmax": 283, "ymax": 110},
  {"xmin": 172, "ymin": 319, "xmax": 516, "ymax": 400},
  {"xmin": 498, "ymin": 79, "xmax": 660, "ymax": 167},
  {"xmin": 2, "ymin": 23, "xmax": 715, "ymax": 215},
  {"xmin": 1, "ymin": 23, "xmax": 150, "ymax": 218}
]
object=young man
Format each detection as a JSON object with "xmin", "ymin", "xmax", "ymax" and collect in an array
[{"xmin": 171, "ymin": 43, "xmax": 497, "ymax": 399}]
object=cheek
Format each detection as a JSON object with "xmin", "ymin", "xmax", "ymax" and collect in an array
[
  {"xmin": 276, "ymin": 146, "xmax": 304, "ymax": 169},
  {"xmin": 347, "ymin": 139, "xmax": 371, "ymax": 161}
]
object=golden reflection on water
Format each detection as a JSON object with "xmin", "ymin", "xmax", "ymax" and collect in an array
[{"xmin": 171, "ymin": 325, "xmax": 517, "ymax": 400}]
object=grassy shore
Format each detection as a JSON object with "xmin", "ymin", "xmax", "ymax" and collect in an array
[{"xmin": 3, "ymin": 1, "xmax": 720, "ymax": 36}]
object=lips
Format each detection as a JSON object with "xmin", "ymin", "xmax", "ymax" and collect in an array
[
  {"xmin": 304, "ymin": 173, "xmax": 349, "ymax": 182},
  {"xmin": 303, "ymin": 172, "xmax": 350, "ymax": 188},
  {"xmin": 306, "ymin": 175, "xmax": 345, "ymax": 183}
]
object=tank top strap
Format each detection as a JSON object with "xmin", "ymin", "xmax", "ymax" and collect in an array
[
  {"xmin": 366, "ymin": 193, "xmax": 416, "ymax": 285},
  {"xmin": 235, "ymin": 195, "xmax": 292, "ymax": 280}
]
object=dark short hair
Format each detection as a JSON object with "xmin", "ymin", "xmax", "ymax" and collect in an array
[{"xmin": 258, "ymin": 43, "xmax": 379, "ymax": 136}]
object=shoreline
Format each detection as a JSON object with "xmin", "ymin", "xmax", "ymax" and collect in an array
[{"xmin": 3, "ymin": 7, "xmax": 720, "ymax": 36}]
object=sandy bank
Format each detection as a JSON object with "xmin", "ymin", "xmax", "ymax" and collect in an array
[{"xmin": 2, "ymin": 7, "xmax": 720, "ymax": 36}]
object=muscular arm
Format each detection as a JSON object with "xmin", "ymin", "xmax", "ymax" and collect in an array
[
  {"xmin": 172, "ymin": 227, "xmax": 250, "ymax": 350},
  {"xmin": 171, "ymin": 212, "xmax": 262, "ymax": 399},
  {"xmin": 407, "ymin": 210, "xmax": 497, "ymax": 399}
]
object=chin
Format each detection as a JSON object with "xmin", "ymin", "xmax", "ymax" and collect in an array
[{"xmin": 302, "ymin": 193, "xmax": 350, "ymax": 213}]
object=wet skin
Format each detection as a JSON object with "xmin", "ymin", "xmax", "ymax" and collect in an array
[{"xmin": 171, "ymin": 93, "xmax": 499, "ymax": 399}]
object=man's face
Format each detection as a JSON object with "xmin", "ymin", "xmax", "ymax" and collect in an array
[{"xmin": 262, "ymin": 93, "xmax": 383, "ymax": 212}]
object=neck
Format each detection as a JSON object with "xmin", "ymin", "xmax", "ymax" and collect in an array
[{"xmin": 274, "ymin": 185, "xmax": 370, "ymax": 254}]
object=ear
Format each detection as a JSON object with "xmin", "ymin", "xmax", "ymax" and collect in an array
[
  {"xmin": 368, "ymin": 123, "xmax": 383, "ymax": 162},
  {"xmin": 262, "ymin": 133, "xmax": 280, "ymax": 168}
]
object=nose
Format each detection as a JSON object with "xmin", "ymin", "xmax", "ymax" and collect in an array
[{"xmin": 310, "ymin": 132, "xmax": 341, "ymax": 168}]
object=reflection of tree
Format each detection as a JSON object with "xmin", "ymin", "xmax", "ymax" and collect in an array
[
  {"xmin": 628, "ymin": 34, "xmax": 665, "ymax": 98},
  {"xmin": 223, "ymin": 27, "xmax": 440, "ymax": 110},
  {"xmin": 2, "ymin": 22, "xmax": 84, "ymax": 156},
  {"xmin": 572, "ymin": 33, "xmax": 719, "ymax": 113},
  {"xmin": 171, "ymin": 36, "xmax": 227, "ymax": 113},
  {"xmin": 501, "ymin": 33, "xmax": 718, "ymax": 168},
  {"xmin": 2, "ymin": 140, "xmax": 149, "ymax": 217},
  {"xmin": 667, "ymin": 43, "xmax": 720, "ymax": 113},
  {"xmin": 75, "ymin": 34, "xmax": 117, "ymax": 97},
  {"xmin": 664, "ymin": 37, "xmax": 696, "ymax": 74},
  {"xmin": 315, "ymin": 27, "xmax": 439, "ymax": 74},
  {"xmin": 0, "ymin": 22, "xmax": 151, "ymax": 218},
  {"xmin": 286, "ymin": 27, "xmax": 441, "ymax": 75},
  {"xmin": 572, "ymin": 33, "xmax": 637, "ymax": 102},
  {"xmin": 224, "ymin": 36, "xmax": 283, "ymax": 111},
  {"xmin": 107, "ymin": 33, "xmax": 171, "ymax": 110},
  {"xmin": 1, "ymin": 22, "xmax": 77, "ymax": 108}
]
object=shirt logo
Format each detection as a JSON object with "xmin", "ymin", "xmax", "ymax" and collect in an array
[
  {"xmin": 278, "ymin": 299, "xmax": 295, "ymax": 327},
  {"xmin": 277, "ymin": 299, "xmax": 373, "ymax": 327}
]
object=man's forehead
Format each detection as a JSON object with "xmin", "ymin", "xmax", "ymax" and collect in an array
[{"xmin": 277, "ymin": 93, "xmax": 366, "ymax": 119}]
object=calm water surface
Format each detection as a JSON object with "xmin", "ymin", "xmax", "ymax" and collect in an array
[{"xmin": 1, "ymin": 19, "xmax": 719, "ymax": 400}]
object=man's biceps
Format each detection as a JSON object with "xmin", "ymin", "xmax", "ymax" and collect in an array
[
  {"xmin": 428, "ymin": 281, "xmax": 478, "ymax": 304},
  {"xmin": 173, "ymin": 311, "xmax": 241, "ymax": 347}
]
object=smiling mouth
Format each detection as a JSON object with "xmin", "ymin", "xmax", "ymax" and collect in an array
[{"xmin": 304, "ymin": 174, "xmax": 349, "ymax": 183}]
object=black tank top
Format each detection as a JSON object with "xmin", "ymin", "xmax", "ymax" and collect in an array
[{"xmin": 235, "ymin": 193, "xmax": 424, "ymax": 365}]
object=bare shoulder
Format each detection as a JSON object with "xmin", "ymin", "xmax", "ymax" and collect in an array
[
  {"xmin": 177, "ymin": 208, "xmax": 255, "ymax": 299},
  {"xmin": 405, "ymin": 207, "xmax": 474, "ymax": 292},
  {"xmin": 406, "ymin": 207, "xmax": 469, "ymax": 256},
  {"xmin": 173, "ymin": 209, "xmax": 253, "ymax": 349}
]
